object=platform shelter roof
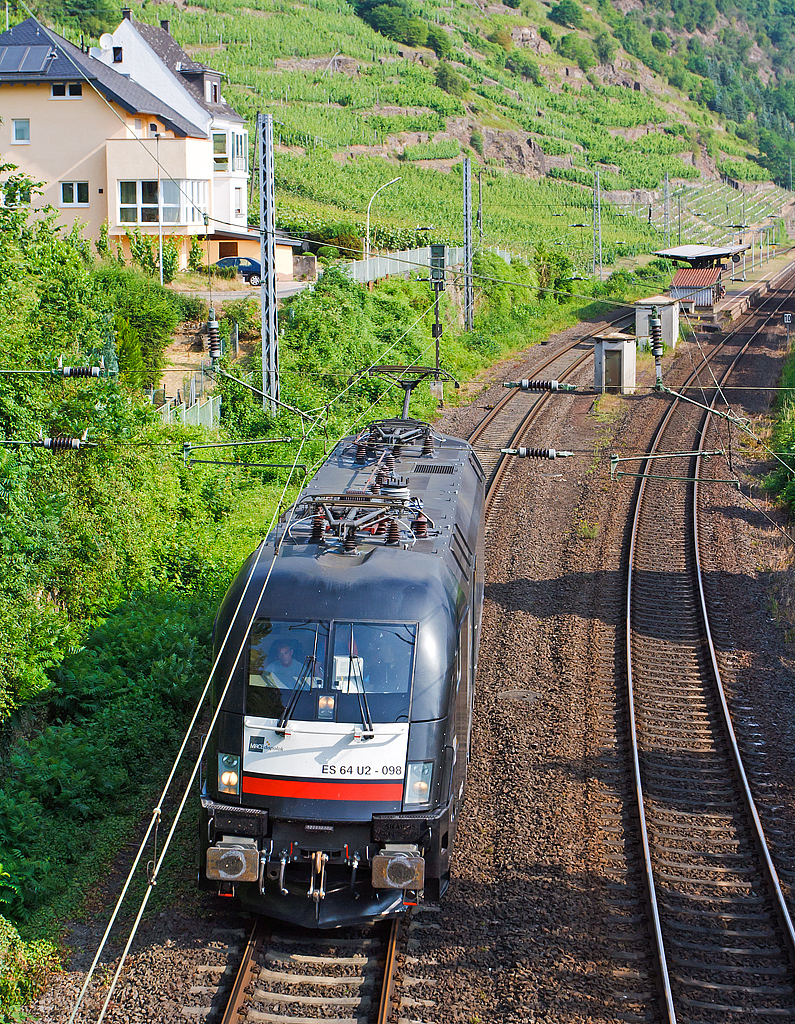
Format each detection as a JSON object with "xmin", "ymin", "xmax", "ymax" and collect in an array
[
  {"xmin": 670, "ymin": 266, "xmax": 723, "ymax": 289},
  {"xmin": 654, "ymin": 244, "xmax": 750, "ymax": 267}
]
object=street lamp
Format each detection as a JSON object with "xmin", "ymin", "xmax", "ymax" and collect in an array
[
  {"xmin": 365, "ymin": 176, "xmax": 401, "ymax": 262},
  {"xmin": 156, "ymin": 133, "xmax": 163, "ymax": 286}
]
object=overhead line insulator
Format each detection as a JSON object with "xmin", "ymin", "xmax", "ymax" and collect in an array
[
  {"xmin": 501, "ymin": 447, "xmax": 575, "ymax": 459},
  {"xmin": 504, "ymin": 379, "xmax": 577, "ymax": 393}
]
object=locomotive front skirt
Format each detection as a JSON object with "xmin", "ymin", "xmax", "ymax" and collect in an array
[{"xmin": 200, "ymin": 418, "xmax": 485, "ymax": 928}]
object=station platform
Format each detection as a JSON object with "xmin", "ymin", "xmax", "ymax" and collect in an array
[{"xmin": 698, "ymin": 247, "xmax": 795, "ymax": 324}]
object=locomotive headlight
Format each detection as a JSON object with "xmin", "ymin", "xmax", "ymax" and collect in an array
[
  {"xmin": 317, "ymin": 694, "xmax": 335, "ymax": 720},
  {"xmin": 218, "ymin": 753, "xmax": 241, "ymax": 796},
  {"xmin": 404, "ymin": 762, "xmax": 433, "ymax": 807}
]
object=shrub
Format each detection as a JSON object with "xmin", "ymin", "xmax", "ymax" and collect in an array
[
  {"xmin": 539, "ymin": 23, "xmax": 556, "ymax": 44},
  {"xmin": 558, "ymin": 32, "xmax": 596, "ymax": 71},
  {"xmin": 176, "ymin": 293, "xmax": 209, "ymax": 322},
  {"xmin": 488, "ymin": 29, "xmax": 513, "ymax": 52},
  {"xmin": 188, "ymin": 234, "xmax": 205, "ymax": 273},
  {"xmin": 550, "ymin": 0, "xmax": 583, "ymax": 28},
  {"xmin": 220, "ymin": 297, "xmax": 261, "ymax": 340},
  {"xmin": 506, "ymin": 50, "xmax": 542, "ymax": 83},
  {"xmin": 114, "ymin": 315, "xmax": 147, "ymax": 388},
  {"xmin": 435, "ymin": 61, "xmax": 468, "ymax": 97},
  {"xmin": 470, "ymin": 130, "xmax": 484, "ymax": 156},
  {"xmin": 90, "ymin": 263, "xmax": 180, "ymax": 376}
]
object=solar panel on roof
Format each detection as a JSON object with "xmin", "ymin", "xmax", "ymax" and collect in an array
[
  {"xmin": 0, "ymin": 45, "xmax": 51, "ymax": 73},
  {"xmin": 20, "ymin": 45, "xmax": 52, "ymax": 72}
]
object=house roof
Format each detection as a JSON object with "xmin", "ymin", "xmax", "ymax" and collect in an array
[
  {"xmin": 670, "ymin": 266, "xmax": 723, "ymax": 289},
  {"xmin": 0, "ymin": 18, "xmax": 203, "ymax": 138},
  {"xmin": 131, "ymin": 20, "xmax": 244, "ymax": 124}
]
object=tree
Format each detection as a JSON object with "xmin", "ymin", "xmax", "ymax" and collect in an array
[
  {"xmin": 594, "ymin": 31, "xmax": 617, "ymax": 64},
  {"xmin": 549, "ymin": 0, "xmax": 583, "ymax": 28},
  {"xmin": 651, "ymin": 29, "xmax": 670, "ymax": 51},
  {"xmin": 426, "ymin": 24, "xmax": 452, "ymax": 58},
  {"xmin": 114, "ymin": 315, "xmax": 146, "ymax": 388}
]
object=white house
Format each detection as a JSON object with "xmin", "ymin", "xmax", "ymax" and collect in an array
[{"xmin": 0, "ymin": 14, "xmax": 262, "ymax": 269}]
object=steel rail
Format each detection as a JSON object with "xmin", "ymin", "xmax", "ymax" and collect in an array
[
  {"xmin": 219, "ymin": 918, "xmax": 266, "ymax": 1024},
  {"xmin": 693, "ymin": 357, "xmax": 795, "ymax": 967},
  {"xmin": 376, "ymin": 917, "xmax": 402, "ymax": 1024},
  {"xmin": 625, "ymin": 267, "xmax": 795, "ymax": 1021}
]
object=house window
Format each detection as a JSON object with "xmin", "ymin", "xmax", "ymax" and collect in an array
[
  {"xmin": 232, "ymin": 132, "xmax": 248, "ymax": 172},
  {"xmin": 118, "ymin": 179, "xmax": 208, "ymax": 225},
  {"xmin": 140, "ymin": 180, "xmax": 159, "ymax": 221},
  {"xmin": 162, "ymin": 180, "xmax": 180, "ymax": 223},
  {"xmin": 12, "ymin": 119, "xmax": 30, "ymax": 144},
  {"xmin": 61, "ymin": 181, "xmax": 89, "ymax": 206},
  {"xmin": 133, "ymin": 118, "xmax": 142, "ymax": 137},
  {"xmin": 119, "ymin": 179, "xmax": 158, "ymax": 222},
  {"xmin": 52, "ymin": 82, "xmax": 82, "ymax": 97},
  {"xmin": 213, "ymin": 132, "xmax": 228, "ymax": 171},
  {"xmin": 113, "ymin": 46, "xmax": 123, "ymax": 62},
  {"xmin": 235, "ymin": 187, "xmax": 243, "ymax": 217},
  {"xmin": 149, "ymin": 123, "xmax": 158, "ymax": 138},
  {"xmin": 212, "ymin": 82, "xmax": 219, "ymax": 103}
]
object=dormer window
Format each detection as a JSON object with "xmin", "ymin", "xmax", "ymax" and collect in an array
[
  {"xmin": 51, "ymin": 82, "xmax": 82, "ymax": 97},
  {"xmin": 205, "ymin": 78, "xmax": 220, "ymax": 104}
]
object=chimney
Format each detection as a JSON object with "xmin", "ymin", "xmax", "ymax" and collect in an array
[
  {"xmin": 160, "ymin": 19, "xmax": 170, "ymax": 33},
  {"xmin": 121, "ymin": 7, "xmax": 132, "ymax": 19}
]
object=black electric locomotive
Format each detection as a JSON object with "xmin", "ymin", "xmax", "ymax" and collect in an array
[{"xmin": 199, "ymin": 416, "xmax": 485, "ymax": 927}]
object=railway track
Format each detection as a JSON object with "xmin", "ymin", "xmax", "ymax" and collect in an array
[
  {"xmin": 195, "ymin": 312, "xmax": 635, "ymax": 1024},
  {"xmin": 469, "ymin": 312, "xmax": 634, "ymax": 519},
  {"xmin": 182, "ymin": 909, "xmax": 442, "ymax": 1024},
  {"xmin": 624, "ymin": 277, "xmax": 795, "ymax": 1021}
]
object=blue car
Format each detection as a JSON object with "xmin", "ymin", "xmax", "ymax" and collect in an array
[{"xmin": 214, "ymin": 256, "xmax": 261, "ymax": 286}]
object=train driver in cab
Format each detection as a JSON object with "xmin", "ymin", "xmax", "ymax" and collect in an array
[{"xmin": 265, "ymin": 640, "xmax": 304, "ymax": 687}]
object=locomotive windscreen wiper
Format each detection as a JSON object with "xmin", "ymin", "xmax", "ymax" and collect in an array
[
  {"xmin": 276, "ymin": 627, "xmax": 323, "ymax": 734},
  {"xmin": 346, "ymin": 624, "xmax": 374, "ymax": 740}
]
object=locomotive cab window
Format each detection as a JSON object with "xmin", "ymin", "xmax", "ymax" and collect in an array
[
  {"xmin": 246, "ymin": 620, "xmax": 415, "ymax": 723},
  {"xmin": 247, "ymin": 619, "xmax": 328, "ymax": 719}
]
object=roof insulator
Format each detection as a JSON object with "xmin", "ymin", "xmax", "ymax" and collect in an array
[
  {"xmin": 411, "ymin": 511, "xmax": 429, "ymax": 539},
  {"xmin": 310, "ymin": 505, "xmax": 325, "ymax": 544},
  {"xmin": 385, "ymin": 519, "xmax": 401, "ymax": 546}
]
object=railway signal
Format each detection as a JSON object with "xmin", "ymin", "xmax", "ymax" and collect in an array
[{"xmin": 785, "ymin": 312, "xmax": 791, "ymax": 348}]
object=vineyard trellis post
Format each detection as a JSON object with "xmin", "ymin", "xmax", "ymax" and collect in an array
[{"xmin": 258, "ymin": 111, "xmax": 279, "ymax": 415}]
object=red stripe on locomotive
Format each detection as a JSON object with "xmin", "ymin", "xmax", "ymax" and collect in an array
[{"xmin": 242, "ymin": 775, "xmax": 404, "ymax": 801}]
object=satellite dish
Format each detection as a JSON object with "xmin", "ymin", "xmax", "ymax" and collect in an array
[
  {"xmin": 99, "ymin": 33, "xmax": 114, "ymax": 50},
  {"xmin": 732, "ymin": 254, "xmax": 741, "ymax": 263}
]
